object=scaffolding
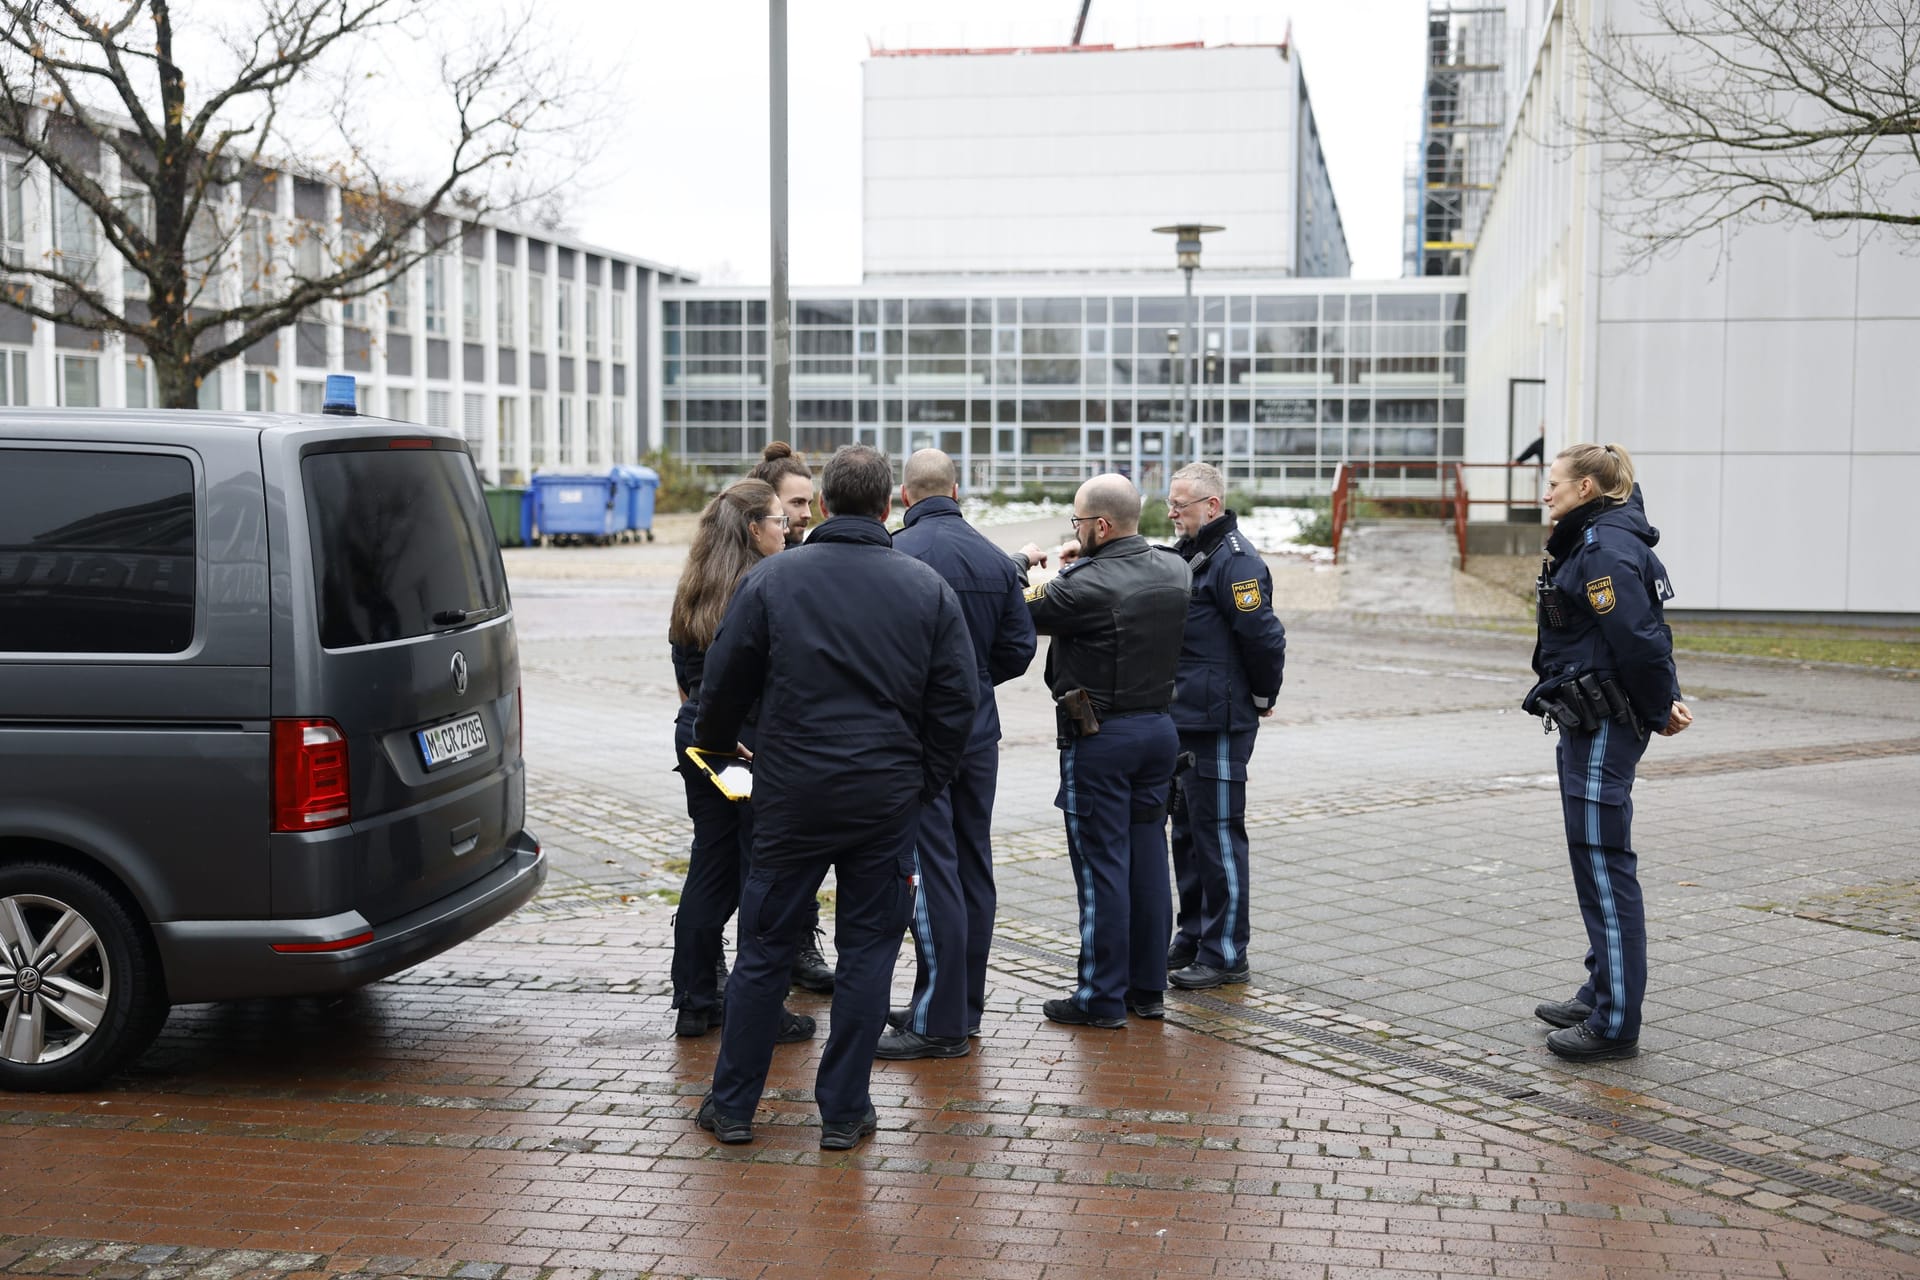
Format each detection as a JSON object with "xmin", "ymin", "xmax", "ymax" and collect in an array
[{"xmin": 1416, "ymin": 0, "xmax": 1505, "ymax": 277}]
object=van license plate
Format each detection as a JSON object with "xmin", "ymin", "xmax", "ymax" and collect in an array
[{"xmin": 417, "ymin": 713, "xmax": 488, "ymax": 769}]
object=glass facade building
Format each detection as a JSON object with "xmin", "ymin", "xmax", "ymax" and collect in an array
[{"xmin": 658, "ymin": 279, "xmax": 1467, "ymax": 497}]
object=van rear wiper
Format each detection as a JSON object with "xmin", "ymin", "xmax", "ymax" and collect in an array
[{"xmin": 433, "ymin": 604, "xmax": 503, "ymax": 627}]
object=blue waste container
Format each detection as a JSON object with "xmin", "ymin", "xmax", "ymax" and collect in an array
[
  {"xmin": 527, "ymin": 473, "xmax": 620, "ymax": 545},
  {"xmin": 610, "ymin": 465, "xmax": 661, "ymax": 542}
]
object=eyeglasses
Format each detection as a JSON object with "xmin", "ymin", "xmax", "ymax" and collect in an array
[
  {"xmin": 1167, "ymin": 495, "xmax": 1215, "ymax": 515},
  {"xmin": 1066, "ymin": 514, "xmax": 1104, "ymax": 535},
  {"xmin": 755, "ymin": 513, "xmax": 791, "ymax": 529}
]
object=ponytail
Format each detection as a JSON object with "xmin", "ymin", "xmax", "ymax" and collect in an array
[{"xmin": 1558, "ymin": 441, "xmax": 1635, "ymax": 502}]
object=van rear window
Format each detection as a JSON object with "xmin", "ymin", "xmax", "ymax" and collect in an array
[{"xmin": 302, "ymin": 448, "xmax": 506, "ymax": 649}]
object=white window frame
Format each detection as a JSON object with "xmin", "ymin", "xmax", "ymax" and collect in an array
[
  {"xmin": 120, "ymin": 184, "xmax": 152, "ymax": 298},
  {"xmin": 496, "ymin": 265, "xmax": 516, "ymax": 347},
  {"xmin": 0, "ymin": 157, "xmax": 25, "ymax": 267},
  {"xmin": 423, "ymin": 254, "xmax": 448, "ymax": 336},
  {"xmin": 610, "ymin": 298, "xmax": 625, "ymax": 361},
  {"xmin": 57, "ymin": 353, "xmax": 100, "ymax": 407},
  {"xmin": 462, "ymin": 259, "xmax": 483, "ymax": 342},
  {"xmin": 386, "ymin": 266, "xmax": 411, "ymax": 332},
  {"xmin": 298, "ymin": 380, "xmax": 325, "ymax": 414},
  {"xmin": 556, "ymin": 279, "xmax": 573, "ymax": 354},
  {"xmin": 244, "ymin": 367, "xmax": 275, "ymax": 411},
  {"xmin": 527, "ymin": 275, "xmax": 546, "ymax": 348},
  {"xmin": 387, "ymin": 386, "xmax": 413, "ymax": 422},
  {"xmin": 585, "ymin": 285, "xmax": 600, "ymax": 358},
  {"xmin": 51, "ymin": 183, "xmax": 98, "ymax": 286},
  {"xmin": 123, "ymin": 356, "xmax": 152, "ymax": 408},
  {"xmin": 557, "ymin": 396, "xmax": 573, "ymax": 463},
  {"xmin": 528, "ymin": 393, "xmax": 546, "ymax": 469}
]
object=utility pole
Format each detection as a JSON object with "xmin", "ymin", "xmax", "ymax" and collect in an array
[{"xmin": 770, "ymin": 0, "xmax": 790, "ymax": 443}]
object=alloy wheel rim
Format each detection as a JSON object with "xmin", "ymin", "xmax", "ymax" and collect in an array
[{"xmin": 0, "ymin": 892, "xmax": 112, "ymax": 1066}]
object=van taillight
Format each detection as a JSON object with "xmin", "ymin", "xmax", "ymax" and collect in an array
[{"xmin": 272, "ymin": 718, "xmax": 351, "ymax": 832}]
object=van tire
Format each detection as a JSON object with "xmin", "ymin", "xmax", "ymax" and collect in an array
[{"xmin": 0, "ymin": 861, "xmax": 168, "ymax": 1092}]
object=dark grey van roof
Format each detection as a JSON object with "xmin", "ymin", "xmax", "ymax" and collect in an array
[{"xmin": 0, "ymin": 408, "xmax": 461, "ymax": 444}]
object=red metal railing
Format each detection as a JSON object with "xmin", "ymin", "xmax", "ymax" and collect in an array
[{"xmin": 1329, "ymin": 461, "xmax": 1549, "ymax": 567}]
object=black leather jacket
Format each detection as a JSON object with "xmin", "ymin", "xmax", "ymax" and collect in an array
[{"xmin": 1025, "ymin": 532, "xmax": 1190, "ymax": 717}]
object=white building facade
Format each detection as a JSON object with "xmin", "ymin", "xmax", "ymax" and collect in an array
[
  {"xmin": 0, "ymin": 136, "xmax": 692, "ymax": 486},
  {"xmin": 1464, "ymin": 0, "xmax": 1920, "ymax": 615},
  {"xmin": 862, "ymin": 42, "xmax": 1350, "ymax": 281}
]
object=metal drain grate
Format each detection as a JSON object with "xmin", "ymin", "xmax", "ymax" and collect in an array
[{"xmin": 993, "ymin": 935, "xmax": 1920, "ymax": 1223}]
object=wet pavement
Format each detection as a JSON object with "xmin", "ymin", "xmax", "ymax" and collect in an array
[{"xmin": 3, "ymin": 530, "xmax": 1918, "ymax": 1278}]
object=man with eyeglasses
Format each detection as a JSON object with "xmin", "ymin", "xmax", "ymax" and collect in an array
[
  {"xmin": 1159, "ymin": 463, "xmax": 1287, "ymax": 991},
  {"xmin": 1023, "ymin": 473, "xmax": 1190, "ymax": 1028}
]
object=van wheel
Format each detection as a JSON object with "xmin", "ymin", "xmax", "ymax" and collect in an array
[{"xmin": 0, "ymin": 863, "xmax": 167, "ymax": 1092}]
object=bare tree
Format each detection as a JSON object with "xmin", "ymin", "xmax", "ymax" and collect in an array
[
  {"xmin": 0, "ymin": 0, "xmax": 599, "ymax": 407},
  {"xmin": 1580, "ymin": 0, "xmax": 1920, "ymax": 268}
]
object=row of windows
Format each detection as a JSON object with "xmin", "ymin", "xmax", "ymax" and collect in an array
[
  {"xmin": 667, "ymin": 424, "xmax": 1467, "ymax": 461},
  {"xmin": 669, "ymin": 323, "xmax": 1466, "ymax": 358},
  {"xmin": 665, "ymin": 293, "xmax": 1467, "ymax": 328},
  {"xmin": 666, "ymin": 396, "xmax": 1464, "ymax": 425},
  {"xmin": 666, "ymin": 357, "xmax": 1467, "ymax": 390}
]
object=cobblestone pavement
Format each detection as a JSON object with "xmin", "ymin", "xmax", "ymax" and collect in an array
[{"xmin": 4, "ymin": 536, "xmax": 1920, "ymax": 1277}]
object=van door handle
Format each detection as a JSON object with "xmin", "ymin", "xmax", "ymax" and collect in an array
[{"xmin": 450, "ymin": 818, "xmax": 481, "ymax": 857}]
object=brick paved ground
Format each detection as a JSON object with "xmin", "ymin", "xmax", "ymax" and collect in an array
[{"xmin": 4, "ymin": 533, "xmax": 1919, "ymax": 1277}]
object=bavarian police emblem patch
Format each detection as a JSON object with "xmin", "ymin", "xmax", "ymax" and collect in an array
[
  {"xmin": 1586, "ymin": 577, "xmax": 1617, "ymax": 614},
  {"xmin": 1232, "ymin": 579, "xmax": 1261, "ymax": 613}
]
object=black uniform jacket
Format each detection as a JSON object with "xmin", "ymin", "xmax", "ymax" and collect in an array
[
  {"xmin": 1532, "ymin": 487, "xmax": 1681, "ymax": 731},
  {"xmin": 1163, "ymin": 512, "xmax": 1287, "ymax": 736},
  {"xmin": 891, "ymin": 495, "xmax": 1037, "ymax": 753},
  {"xmin": 694, "ymin": 515, "xmax": 978, "ymax": 868},
  {"xmin": 1024, "ymin": 532, "xmax": 1190, "ymax": 717}
]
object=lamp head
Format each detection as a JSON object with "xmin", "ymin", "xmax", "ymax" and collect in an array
[{"xmin": 1152, "ymin": 223, "xmax": 1225, "ymax": 271}]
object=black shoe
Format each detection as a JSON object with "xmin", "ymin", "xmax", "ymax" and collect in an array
[
  {"xmin": 1166, "ymin": 936, "xmax": 1197, "ymax": 971},
  {"xmin": 791, "ymin": 929, "xmax": 835, "ymax": 994},
  {"xmin": 696, "ymin": 1096, "xmax": 753, "ymax": 1144},
  {"xmin": 1042, "ymin": 997, "xmax": 1125, "ymax": 1029},
  {"xmin": 820, "ymin": 1104, "xmax": 878, "ymax": 1150},
  {"xmin": 715, "ymin": 947, "xmax": 729, "ymax": 997},
  {"xmin": 886, "ymin": 1005, "xmax": 912, "ymax": 1030},
  {"xmin": 875, "ymin": 1028, "xmax": 970, "ymax": 1060},
  {"xmin": 776, "ymin": 1005, "xmax": 816, "ymax": 1044},
  {"xmin": 1546, "ymin": 1022, "xmax": 1639, "ymax": 1062},
  {"xmin": 1168, "ymin": 961, "xmax": 1251, "ymax": 990},
  {"xmin": 1534, "ymin": 998, "xmax": 1593, "ymax": 1029},
  {"xmin": 1125, "ymin": 989, "xmax": 1165, "ymax": 1019},
  {"xmin": 675, "ymin": 1006, "xmax": 721, "ymax": 1038}
]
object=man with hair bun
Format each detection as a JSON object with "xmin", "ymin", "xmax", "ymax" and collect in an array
[
  {"xmin": 1159, "ymin": 462, "xmax": 1287, "ymax": 990},
  {"xmin": 1524, "ymin": 441, "xmax": 1691, "ymax": 1063},
  {"xmin": 880, "ymin": 449, "xmax": 1036, "ymax": 1058},
  {"xmin": 1024, "ymin": 473, "xmax": 1190, "ymax": 1028}
]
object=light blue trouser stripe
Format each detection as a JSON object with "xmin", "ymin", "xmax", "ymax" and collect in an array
[
  {"xmin": 1216, "ymin": 732, "xmax": 1239, "ymax": 968},
  {"xmin": 908, "ymin": 845, "xmax": 937, "ymax": 1035},
  {"xmin": 1064, "ymin": 740, "xmax": 1096, "ymax": 1005},
  {"xmin": 1585, "ymin": 722, "xmax": 1627, "ymax": 1037}
]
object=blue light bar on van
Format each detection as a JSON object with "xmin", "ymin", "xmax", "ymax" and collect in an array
[{"xmin": 322, "ymin": 374, "xmax": 357, "ymax": 416}]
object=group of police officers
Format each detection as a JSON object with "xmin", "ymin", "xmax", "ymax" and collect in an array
[
  {"xmin": 688, "ymin": 438, "xmax": 1684, "ymax": 1151},
  {"xmin": 688, "ymin": 444, "xmax": 1285, "ymax": 1150}
]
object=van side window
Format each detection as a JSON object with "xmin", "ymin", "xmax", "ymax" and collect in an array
[{"xmin": 0, "ymin": 449, "xmax": 196, "ymax": 654}]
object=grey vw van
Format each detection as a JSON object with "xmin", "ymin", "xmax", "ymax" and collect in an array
[{"xmin": 0, "ymin": 406, "xmax": 544, "ymax": 1090}]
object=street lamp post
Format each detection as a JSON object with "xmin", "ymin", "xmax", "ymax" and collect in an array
[
  {"xmin": 1152, "ymin": 223, "xmax": 1223, "ymax": 476},
  {"xmin": 1164, "ymin": 328, "xmax": 1181, "ymax": 473},
  {"xmin": 1203, "ymin": 331, "xmax": 1221, "ymax": 465}
]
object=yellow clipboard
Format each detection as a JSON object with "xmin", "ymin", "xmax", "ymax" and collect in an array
[{"xmin": 684, "ymin": 746, "xmax": 753, "ymax": 801}]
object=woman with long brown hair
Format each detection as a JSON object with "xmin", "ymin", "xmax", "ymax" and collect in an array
[{"xmin": 667, "ymin": 479, "xmax": 812, "ymax": 1042}]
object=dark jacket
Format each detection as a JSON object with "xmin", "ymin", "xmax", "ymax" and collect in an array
[
  {"xmin": 1531, "ymin": 486, "xmax": 1680, "ymax": 730},
  {"xmin": 694, "ymin": 515, "xmax": 978, "ymax": 867},
  {"xmin": 891, "ymin": 495, "xmax": 1037, "ymax": 752},
  {"xmin": 1025, "ymin": 532, "xmax": 1190, "ymax": 717},
  {"xmin": 1164, "ymin": 512, "xmax": 1287, "ymax": 735},
  {"xmin": 671, "ymin": 640, "xmax": 758, "ymax": 769}
]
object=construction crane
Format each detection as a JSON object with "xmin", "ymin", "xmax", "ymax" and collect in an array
[{"xmin": 1071, "ymin": 0, "xmax": 1092, "ymax": 46}]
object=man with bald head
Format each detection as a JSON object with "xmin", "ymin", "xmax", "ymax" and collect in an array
[
  {"xmin": 880, "ymin": 449, "xmax": 1036, "ymax": 1058},
  {"xmin": 1024, "ymin": 473, "xmax": 1190, "ymax": 1028}
]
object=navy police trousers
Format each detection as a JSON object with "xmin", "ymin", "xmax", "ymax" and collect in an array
[
  {"xmin": 1555, "ymin": 721, "xmax": 1649, "ymax": 1041},
  {"xmin": 902, "ymin": 745, "xmax": 998, "ymax": 1039},
  {"xmin": 672, "ymin": 759, "xmax": 751, "ymax": 1019},
  {"xmin": 1170, "ymin": 729, "xmax": 1257, "ymax": 970},
  {"xmin": 710, "ymin": 816, "xmax": 916, "ymax": 1125},
  {"xmin": 1057, "ymin": 713, "xmax": 1179, "ymax": 1020}
]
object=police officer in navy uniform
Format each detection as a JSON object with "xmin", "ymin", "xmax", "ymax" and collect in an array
[
  {"xmin": 1159, "ymin": 463, "xmax": 1287, "ymax": 990},
  {"xmin": 693, "ymin": 445, "xmax": 977, "ymax": 1149},
  {"xmin": 1025, "ymin": 474, "xmax": 1190, "ymax": 1028},
  {"xmin": 879, "ymin": 449, "xmax": 1036, "ymax": 1058},
  {"xmin": 1525, "ymin": 441, "xmax": 1692, "ymax": 1062}
]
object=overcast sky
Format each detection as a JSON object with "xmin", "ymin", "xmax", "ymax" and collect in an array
[{"xmin": 531, "ymin": 1, "xmax": 1427, "ymax": 284}]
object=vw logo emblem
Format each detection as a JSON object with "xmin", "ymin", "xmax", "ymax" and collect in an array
[
  {"xmin": 16, "ymin": 966, "xmax": 40, "ymax": 995},
  {"xmin": 451, "ymin": 651, "xmax": 469, "ymax": 696}
]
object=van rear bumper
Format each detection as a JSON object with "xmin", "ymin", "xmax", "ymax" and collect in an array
[{"xmin": 155, "ymin": 831, "xmax": 546, "ymax": 1002}]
